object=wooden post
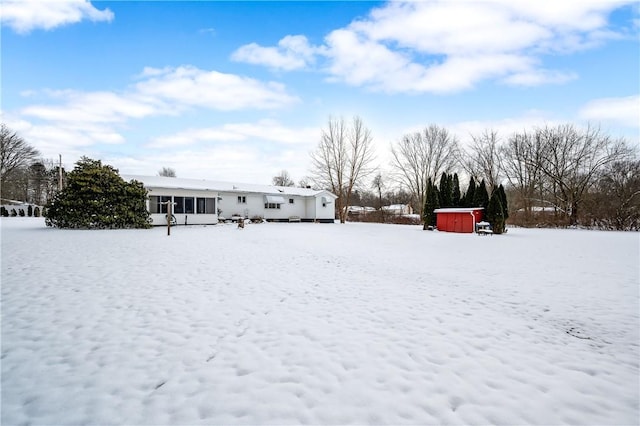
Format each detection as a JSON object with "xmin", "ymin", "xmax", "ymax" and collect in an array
[{"xmin": 161, "ymin": 200, "xmax": 176, "ymax": 236}]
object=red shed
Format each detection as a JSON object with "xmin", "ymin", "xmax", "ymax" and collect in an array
[{"xmin": 434, "ymin": 208, "xmax": 484, "ymax": 233}]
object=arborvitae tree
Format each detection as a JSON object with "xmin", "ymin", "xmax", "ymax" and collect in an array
[
  {"xmin": 497, "ymin": 184, "xmax": 509, "ymax": 221},
  {"xmin": 27, "ymin": 205, "xmax": 33, "ymax": 217},
  {"xmin": 18, "ymin": 209, "xmax": 25, "ymax": 217},
  {"xmin": 462, "ymin": 177, "xmax": 476, "ymax": 207},
  {"xmin": 452, "ymin": 173, "xmax": 461, "ymax": 207},
  {"xmin": 34, "ymin": 206, "xmax": 40, "ymax": 217},
  {"xmin": 10, "ymin": 208, "xmax": 17, "ymax": 217},
  {"xmin": 473, "ymin": 179, "xmax": 489, "ymax": 209},
  {"xmin": 44, "ymin": 157, "xmax": 151, "ymax": 229},
  {"xmin": 486, "ymin": 189, "xmax": 505, "ymax": 234},
  {"xmin": 0, "ymin": 206, "xmax": 7, "ymax": 217},
  {"xmin": 438, "ymin": 172, "xmax": 453, "ymax": 208},
  {"xmin": 423, "ymin": 178, "xmax": 440, "ymax": 229}
]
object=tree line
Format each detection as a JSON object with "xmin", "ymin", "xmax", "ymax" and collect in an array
[
  {"xmin": 306, "ymin": 117, "xmax": 639, "ymax": 230},
  {"xmin": 2, "ymin": 119, "xmax": 638, "ymax": 231}
]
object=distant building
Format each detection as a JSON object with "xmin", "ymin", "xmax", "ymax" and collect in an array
[
  {"xmin": 122, "ymin": 175, "xmax": 337, "ymax": 225},
  {"xmin": 381, "ymin": 204, "xmax": 413, "ymax": 215}
]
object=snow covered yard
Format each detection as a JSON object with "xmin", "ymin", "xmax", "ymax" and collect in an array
[{"xmin": 2, "ymin": 218, "xmax": 638, "ymax": 425}]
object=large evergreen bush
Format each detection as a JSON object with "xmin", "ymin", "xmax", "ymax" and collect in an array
[
  {"xmin": 1, "ymin": 207, "xmax": 7, "ymax": 217},
  {"xmin": 27, "ymin": 205, "xmax": 33, "ymax": 217},
  {"xmin": 44, "ymin": 157, "xmax": 151, "ymax": 229}
]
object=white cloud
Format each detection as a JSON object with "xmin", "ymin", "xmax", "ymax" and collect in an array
[
  {"xmin": 231, "ymin": 35, "xmax": 319, "ymax": 71},
  {"xmin": 22, "ymin": 91, "xmax": 160, "ymax": 124},
  {"xmin": 579, "ymin": 95, "xmax": 640, "ymax": 128},
  {"xmin": 503, "ymin": 69, "xmax": 578, "ymax": 86},
  {"xmin": 12, "ymin": 66, "xmax": 299, "ymax": 163},
  {"xmin": 1, "ymin": 0, "xmax": 113, "ymax": 34},
  {"xmin": 233, "ymin": 1, "xmax": 635, "ymax": 94},
  {"xmin": 135, "ymin": 66, "xmax": 299, "ymax": 110},
  {"xmin": 146, "ymin": 120, "xmax": 319, "ymax": 149}
]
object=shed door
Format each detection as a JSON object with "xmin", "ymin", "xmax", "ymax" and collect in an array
[{"xmin": 457, "ymin": 213, "xmax": 473, "ymax": 233}]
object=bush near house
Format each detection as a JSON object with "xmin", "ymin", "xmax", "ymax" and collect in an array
[{"xmin": 44, "ymin": 157, "xmax": 151, "ymax": 229}]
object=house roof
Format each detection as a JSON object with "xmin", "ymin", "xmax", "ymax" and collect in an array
[{"xmin": 122, "ymin": 174, "xmax": 337, "ymax": 198}]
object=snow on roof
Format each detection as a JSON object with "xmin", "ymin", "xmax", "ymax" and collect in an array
[
  {"xmin": 122, "ymin": 175, "xmax": 337, "ymax": 198},
  {"xmin": 434, "ymin": 207, "xmax": 484, "ymax": 213}
]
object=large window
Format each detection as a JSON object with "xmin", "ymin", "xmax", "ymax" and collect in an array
[
  {"xmin": 265, "ymin": 203, "xmax": 281, "ymax": 209},
  {"xmin": 197, "ymin": 197, "xmax": 216, "ymax": 214},
  {"xmin": 237, "ymin": 196, "xmax": 246, "ymax": 204},
  {"xmin": 174, "ymin": 197, "xmax": 195, "ymax": 214},
  {"xmin": 151, "ymin": 196, "xmax": 216, "ymax": 214},
  {"xmin": 149, "ymin": 196, "xmax": 171, "ymax": 213}
]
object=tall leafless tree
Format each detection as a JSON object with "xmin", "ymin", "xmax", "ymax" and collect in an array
[
  {"xmin": 463, "ymin": 129, "xmax": 503, "ymax": 192},
  {"xmin": 500, "ymin": 129, "xmax": 547, "ymax": 221},
  {"xmin": 310, "ymin": 116, "xmax": 375, "ymax": 223},
  {"xmin": 390, "ymin": 125, "xmax": 459, "ymax": 216},
  {"xmin": 272, "ymin": 170, "xmax": 295, "ymax": 187},
  {"xmin": 1, "ymin": 124, "xmax": 40, "ymax": 199},
  {"xmin": 529, "ymin": 124, "xmax": 629, "ymax": 226}
]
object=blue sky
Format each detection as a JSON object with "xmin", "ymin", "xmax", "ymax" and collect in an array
[{"xmin": 2, "ymin": 0, "xmax": 639, "ymax": 185}]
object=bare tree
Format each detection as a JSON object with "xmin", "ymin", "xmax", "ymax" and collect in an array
[
  {"xmin": 390, "ymin": 125, "xmax": 459, "ymax": 216},
  {"xmin": 531, "ymin": 124, "xmax": 629, "ymax": 226},
  {"xmin": 272, "ymin": 170, "xmax": 295, "ymax": 187},
  {"xmin": 1, "ymin": 124, "xmax": 40, "ymax": 199},
  {"xmin": 463, "ymin": 129, "xmax": 503, "ymax": 192},
  {"xmin": 158, "ymin": 167, "xmax": 176, "ymax": 177},
  {"xmin": 310, "ymin": 116, "xmax": 376, "ymax": 223},
  {"xmin": 501, "ymin": 130, "xmax": 547, "ymax": 221}
]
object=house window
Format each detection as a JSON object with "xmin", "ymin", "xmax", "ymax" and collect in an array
[
  {"xmin": 197, "ymin": 198, "xmax": 216, "ymax": 214},
  {"xmin": 265, "ymin": 203, "xmax": 281, "ymax": 209},
  {"xmin": 150, "ymin": 196, "xmax": 171, "ymax": 213},
  {"xmin": 237, "ymin": 196, "xmax": 246, "ymax": 204},
  {"xmin": 289, "ymin": 198, "xmax": 294, "ymax": 204},
  {"xmin": 174, "ymin": 197, "xmax": 195, "ymax": 214}
]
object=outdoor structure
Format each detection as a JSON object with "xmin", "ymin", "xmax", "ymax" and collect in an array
[
  {"xmin": 382, "ymin": 204, "xmax": 413, "ymax": 215},
  {"xmin": 434, "ymin": 207, "xmax": 484, "ymax": 233},
  {"xmin": 122, "ymin": 175, "xmax": 337, "ymax": 226}
]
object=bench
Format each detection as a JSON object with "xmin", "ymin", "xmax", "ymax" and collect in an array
[
  {"xmin": 477, "ymin": 228, "xmax": 493, "ymax": 236},
  {"xmin": 288, "ymin": 216, "xmax": 301, "ymax": 222}
]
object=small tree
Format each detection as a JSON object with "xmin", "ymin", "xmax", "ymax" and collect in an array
[
  {"xmin": 18, "ymin": 208, "xmax": 25, "ymax": 217},
  {"xmin": 452, "ymin": 173, "xmax": 461, "ymax": 207},
  {"xmin": 497, "ymin": 184, "xmax": 509, "ymax": 222},
  {"xmin": 473, "ymin": 179, "xmax": 489, "ymax": 209},
  {"xmin": 45, "ymin": 157, "xmax": 151, "ymax": 229},
  {"xmin": 27, "ymin": 205, "xmax": 33, "ymax": 217},
  {"xmin": 486, "ymin": 189, "xmax": 505, "ymax": 234},
  {"xmin": 462, "ymin": 177, "xmax": 476, "ymax": 207},
  {"xmin": 438, "ymin": 172, "xmax": 452, "ymax": 208},
  {"xmin": 34, "ymin": 206, "xmax": 40, "ymax": 217},
  {"xmin": 0, "ymin": 206, "xmax": 7, "ymax": 217},
  {"xmin": 272, "ymin": 170, "xmax": 295, "ymax": 187},
  {"xmin": 10, "ymin": 208, "xmax": 17, "ymax": 217},
  {"xmin": 158, "ymin": 167, "xmax": 176, "ymax": 177},
  {"xmin": 423, "ymin": 178, "xmax": 440, "ymax": 229}
]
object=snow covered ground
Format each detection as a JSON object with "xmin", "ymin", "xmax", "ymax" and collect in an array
[{"xmin": 2, "ymin": 218, "xmax": 638, "ymax": 425}]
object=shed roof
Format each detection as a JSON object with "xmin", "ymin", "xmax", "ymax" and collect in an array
[
  {"xmin": 434, "ymin": 207, "xmax": 484, "ymax": 213},
  {"xmin": 122, "ymin": 174, "xmax": 337, "ymax": 199}
]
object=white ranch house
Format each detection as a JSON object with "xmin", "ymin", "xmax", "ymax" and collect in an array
[{"xmin": 122, "ymin": 175, "xmax": 337, "ymax": 225}]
